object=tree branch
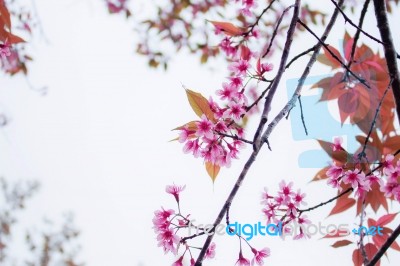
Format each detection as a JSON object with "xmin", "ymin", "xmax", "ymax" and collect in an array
[
  {"xmin": 194, "ymin": 1, "xmax": 302, "ymax": 264},
  {"xmin": 373, "ymin": 0, "xmax": 400, "ymax": 125},
  {"xmin": 253, "ymin": 1, "xmax": 300, "ymax": 151},
  {"xmin": 366, "ymin": 222, "xmax": 400, "ymax": 266},
  {"xmin": 261, "ymin": 0, "xmax": 345, "ymax": 146}
]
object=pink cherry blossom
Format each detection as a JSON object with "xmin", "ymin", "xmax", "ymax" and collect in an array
[
  {"xmin": 293, "ymin": 189, "xmax": 306, "ymax": 206},
  {"xmin": 229, "ymin": 59, "xmax": 250, "ymax": 76},
  {"xmin": 250, "ymin": 247, "xmax": 270, "ymax": 266},
  {"xmin": 217, "ymin": 82, "xmax": 237, "ymax": 101},
  {"xmin": 156, "ymin": 227, "xmax": 180, "ymax": 254},
  {"xmin": 236, "ymin": 251, "xmax": 250, "ymax": 266},
  {"xmin": 226, "ymin": 102, "xmax": 245, "ymax": 122},
  {"xmin": 0, "ymin": 40, "xmax": 11, "ymax": 58},
  {"xmin": 183, "ymin": 139, "xmax": 201, "ymax": 157},
  {"xmin": 326, "ymin": 163, "xmax": 343, "ymax": 179},
  {"xmin": 332, "ymin": 137, "xmax": 344, "ymax": 151},
  {"xmin": 382, "ymin": 154, "xmax": 395, "ymax": 174},
  {"xmin": 205, "ymin": 242, "xmax": 216, "ymax": 259},
  {"xmin": 166, "ymin": 184, "xmax": 186, "ymax": 203},
  {"xmin": 195, "ymin": 115, "xmax": 214, "ymax": 139},
  {"xmin": 172, "ymin": 255, "xmax": 184, "ymax": 266},
  {"xmin": 342, "ymin": 170, "xmax": 364, "ymax": 190}
]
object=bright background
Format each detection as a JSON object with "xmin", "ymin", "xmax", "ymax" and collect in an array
[{"xmin": 1, "ymin": 0, "xmax": 400, "ymax": 265}]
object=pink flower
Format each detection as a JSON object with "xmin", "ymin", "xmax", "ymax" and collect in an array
[
  {"xmin": 156, "ymin": 227, "xmax": 180, "ymax": 254},
  {"xmin": 229, "ymin": 59, "xmax": 250, "ymax": 76},
  {"xmin": 196, "ymin": 115, "xmax": 214, "ymax": 139},
  {"xmin": 205, "ymin": 242, "xmax": 216, "ymax": 259},
  {"xmin": 278, "ymin": 180, "xmax": 294, "ymax": 203},
  {"xmin": 183, "ymin": 139, "xmax": 201, "ymax": 157},
  {"xmin": 380, "ymin": 181, "xmax": 399, "ymax": 198},
  {"xmin": 236, "ymin": 251, "xmax": 250, "ymax": 266},
  {"xmin": 190, "ymin": 258, "xmax": 195, "ymax": 266},
  {"xmin": 166, "ymin": 184, "xmax": 186, "ymax": 203},
  {"xmin": 179, "ymin": 126, "xmax": 195, "ymax": 143},
  {"xmin": 342, "ymin": 170, "xmax": 364, "ymax": 190},
  {"xmin": 293, "ymin": 189, "xmax": 306, "ymax": 206},
  {"xmin": 226, "ymin": 102, "xmax": 245, "ymax": 122},
  {"xmin": 251, "ymin": 247, "xmax": 270, "ymax": 265},
  {"xmin": 0, "ymin": 40, "xmax": 11, "ymax": 58},
  {"xmin": 217, "ymin": 82, "xmax": 237, "ymax": 101},
  {"xmin": 256, "ymin": 58, "xmax": 273, "ymax": 77},
  {"xmin": 327, "ymin": 176, "xmax": 342, "ymax": 191},
  {"xmin": 326, "ymin": 164, "xmax": 343, "ymax": 179},
  {"xmin": 251, "ymin": 27, "xmax": 260, "ymax": 39},
  {"xmin": 229, "ymin": 76, "xmax": 243, "ymax": 89},
  {"xmin": 220, "ymin": 38, "xmax": 237, "ymax": 57},
  {"xmin": 172, "ymin": 255, "xmax": 184, "ymax": 266},
  {"xmin": 383, "ymin": 154, "xmax": 395, "ymax": 174},
  {"xmin": 293, "ymin": 228, "xmax": 311, "ymax": 240},
  {"xmin": 332, "ymin": 137, "xmax": 344, "ymax": 151}
]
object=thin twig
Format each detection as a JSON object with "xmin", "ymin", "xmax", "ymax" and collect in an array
[
  {"xmin": 330, "ymin": 0, "xmax": 383, "ymax": 45},
  {"xmin": 262, "ymin": 5, "xmax": 295, "ymax": 58},
  {"xmin": 298, "ymin": 187, "xmax": 352, "ymax": 214},
  {"xmin": 358, "ymin": 79, "xmax": 393, "ymax": 160},
  {"xmin": 216, "ymin": 132, "xmax": 253, "ymax": 144},
  {"xmin": 260, "ymin": 0, "xmax": 345, "ymax": 147},
  {"xmin": 346, "ymin": 0, "xmax": 371, "ymax": 71},
  {"xmin": 359, "ymin": 199, "xmax": 369, "ymax": 265},
  {"xmin": 253, "ymin": 2, "xmax": 300, "ymax": 151},
  {"xmin": 243, "ymin": 0, "xmax": 278, "ymax": 37},
  {"xmin": 298, "ymin": 95, "xmax": 308, "ymax": 135},
  {"xmin": 297, "ymin": 19, "xmax": 371, "ymax": 89},
  {"xmin": 285, "ymin": 45, "xmax": 318, "ymax": 69}
]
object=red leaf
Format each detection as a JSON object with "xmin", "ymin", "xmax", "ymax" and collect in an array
[
  {"xmin": 322, "ymin": 229, "xmax": 349, "ymax": 238},
  {"xmin": 352, "ymin": 244, "xmax": 380, "ymax": 266},
  {"xmin": 317, "ymin": 139, "xmax": 348, "ymax": 165},
  {"xmin": 331, "ymin": 239, "xmax": 353, "ymax": 248},
  {"xmin": 321, "ymin": 45, "xmax": 343, "ymax": 69},
  {"xmin": 210, "ymin": 21, "xmax": 243, "ymax": 36},
  {"xmin": 376, "ymin": 213, "xmax": 398, "ymax": 227},
  {"xmin": 328, "ymin": 196, "xmax": 355, "ymax": 216}
]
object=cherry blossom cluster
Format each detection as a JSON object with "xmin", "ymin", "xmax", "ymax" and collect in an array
[
  {"xmin": 178, "ymin": 15, "xmax": 274, "ymax": 168},
  {"xmin": 326, "ymin": 137, "xmax": 400, "ymax": 201},
  {"xmin": 153, "ymin": 184, "xmax": 216, "ymax": 265},
  {"xmin": 178, "ymin": 114, "xmax": 245, "ymax": 167},
  {"xmin": 261, "ymin": 181, "xmax": 310, "ymax": 240}
]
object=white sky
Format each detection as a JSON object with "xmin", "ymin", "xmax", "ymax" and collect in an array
[{"xmin": 1, "ymin": 0, "xmax": 400, "ymax": 265}]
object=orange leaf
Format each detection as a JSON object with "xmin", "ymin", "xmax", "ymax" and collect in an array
[
  {"xmin": 331, "ymin": 239, "xmax": 353, "ymax": 248},
  {"xmin": 172, "ymin": 121, "xmax": 198, "ymax": 131},
  {"xmin": 185, "ymin": 89, "xmax": 216, "ymax": 122},
  {"xmin": 210, "ymin": 21, "xmax": 243, "ymax": 36},
  {"xmin": 205, "ymin": 162, "xmax": 220, "ymax": 182}
]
